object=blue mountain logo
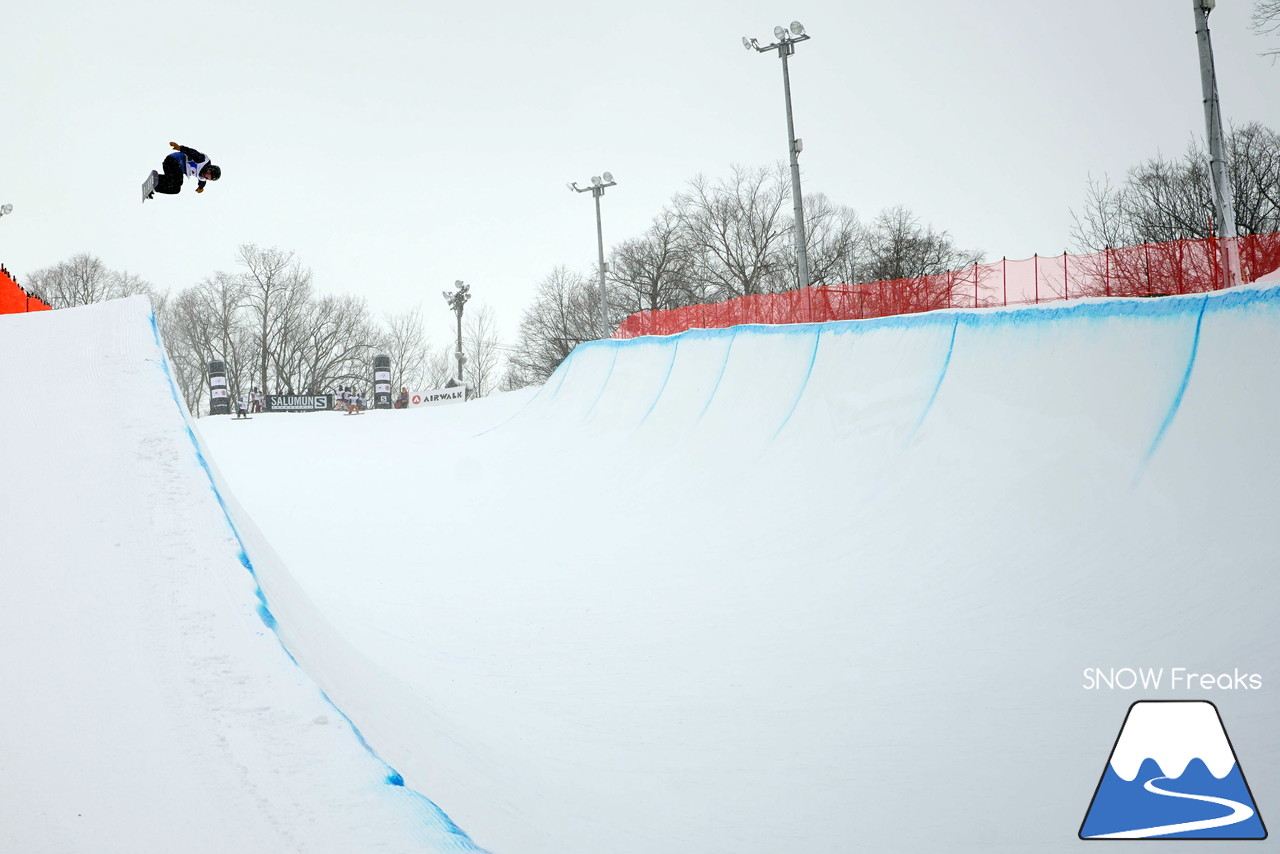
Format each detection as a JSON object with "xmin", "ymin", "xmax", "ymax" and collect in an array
[{"xmin": 1080, "ymin": 701, "xmax": 1266, "ymax": 839}]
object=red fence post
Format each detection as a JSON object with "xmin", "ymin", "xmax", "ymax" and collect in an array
[
  {"xmin": 1176, "ymin": 239, "xmax": 1184, "ymax": 295},
  {"xmin": 1034, "ymin": 254, "xmax": 1040, "ymax": 304},
  {"xmin": 1002, "ymin": 256, "xmax": 1007, "ymax": 306},
  {"xmin": 1105, "ymin": 247, "xmax": 1111, "ymax": 297},
  {"xmin": 1144, "ymin": 242, "xmax": 1152, "ymax": 293},
  {"xmin": 1063, "ymin": 250, "xmax": 1069, "ymax": 301}
]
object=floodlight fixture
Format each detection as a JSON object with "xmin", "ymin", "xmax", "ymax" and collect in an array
[
  {"xmin": 742, "ymin": 36, "xmax": 752, "ymax": 50},
  {"xmin": 0, "ymin": 204, "xmax": 12, "ymax": 217},
  {"xmin": 742, "ymin": 19, "xmax": 813, "ymax": 291},
  {"xmin": 443, "ymin": 281, "xmax": 471, "ymax": 387},
  {"xmin": 568, "ymin": 170, "xmax": 619, "ymax": 336}
]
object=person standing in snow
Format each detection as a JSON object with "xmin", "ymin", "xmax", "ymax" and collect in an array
[{"xmin": 148, "ymin": 141, "xmax": 221, "ymax": 198}]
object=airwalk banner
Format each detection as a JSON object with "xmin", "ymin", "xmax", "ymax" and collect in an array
[{"xmin": 408, "ymin": 387, "xmax": 465, "ymax": 408}]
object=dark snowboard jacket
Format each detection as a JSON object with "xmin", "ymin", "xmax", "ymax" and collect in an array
[{"xmin": 174, "ymin": 145, "xmax": 212, "ymax": 191}]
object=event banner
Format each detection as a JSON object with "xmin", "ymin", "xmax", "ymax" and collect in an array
[
  {"xmin": 265, "ymin": 394, "xmax": 334, "ymax": 412},
  {"xmin": 408, "ymin": 387, "xmax": 466, "ymax": 408},
  {"xmin": 207, "ymin": 361, "xmax": 230, "ymax": 416}
]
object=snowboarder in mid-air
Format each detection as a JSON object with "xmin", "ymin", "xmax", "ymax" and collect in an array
[{"xmin": 143, "ymin": 141, "xmax": 221, "ymax": 201}]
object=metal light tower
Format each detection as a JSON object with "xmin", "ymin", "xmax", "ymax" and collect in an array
[
  {"xmin": 1192, "ymin": 0, "xmax": 1242, "ymax": 288},
  {"xmin": 569, "ymin": 173, "xmax": 617, "ymax": 337},
  {"xmin": 442, "ymin": 280, "xmax": 471, "ymax": 387},
  {"xmin": 744, "ymin": 21, "xmax": 812, "ymax": 291}
]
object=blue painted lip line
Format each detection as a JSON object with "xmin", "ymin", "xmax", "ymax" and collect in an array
[
  {"xmin": 582, "ymin": 343, "xmax": 621, "ymax": 421},
  {"xmin": 472, "ymin": 338, "xmax": 578, "ymax": 438},
  {"xmin": 771, "ymin": 328, "xmax": 823, "ymax": 441},
  {"xmin": 639, "ymin": 338, "xmax": 680, "ymax": 425},
  {"xmin": 696, "ymin": 328, "xmax": 739, "ymax": 423},
  {"xmin": 1138, "ymin": 294, "xmax": 1210, "ymax": 480},
  {"xmin": 146, "ymin": 313, "xmax": 484, "ymax": 851},
  {"xmin": 901, "ymin": 315, "xmax": 959, "ymax": 451}
]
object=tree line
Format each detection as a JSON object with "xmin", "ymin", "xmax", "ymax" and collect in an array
[
  {"xmin": 23, "ymin": 121, "xmax": 1280, "ymax": 395},
  {"xmin": 510, "ymin": 123, "xmax": 1280, "ymax": 385},
  {"xmin": 26, "ymin": 244, "xmax": 504, "ymax": 414},
  {"xmin": 506, "ymin": 164, "xmax": 983, "ymax": 386}
]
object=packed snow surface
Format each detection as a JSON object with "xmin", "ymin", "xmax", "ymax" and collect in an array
[{"xmin": 3, "ymin": 287, "xmax": 1278, "ymax": 852}]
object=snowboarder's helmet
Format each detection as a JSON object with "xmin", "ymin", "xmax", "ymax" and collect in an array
[{"xmin": 204, "ymin": 164, "xmax": 222, "ymax": 181}]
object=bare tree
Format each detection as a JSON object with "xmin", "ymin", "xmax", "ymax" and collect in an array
[
  {"xmin": 1226, "ymin": 122, "xmax": 1280, "ymax": 236},
  {"xmin": 1071, "ymin": 123, "xmax": 1280, "ymax": 251},
  {"xmin": 165, "ymin": 273, "xmax": 252, "ymax": 411},
  {"xmin": 507, "ymin": 266, "xmax": 598, "ymax": 386},
  {"xmin": 860, "ymin": 206, "xmax": 981, "ymax": 282},
  {"xmin": 798, "ymin": 192, "xmax": 865, "ymax": 288},
  {"xmin": 675, "ymin": 164, "xmax": 792, "ymax": 300},
  {"xmin": 235, "ymin": 244, "xmax": 312, "ymax": 394},
  {"xmin": 463, "ymin": 302, "xmax": 503, "ymax": 398},
  {"xmin": 26, "ymin": 254, "xmax": 160, "ymax": 309},
  {"xmin": 276, "ymin": 294, "xmax": 379, "ymax": 395},
  {"xmin": 426, "ymin": 345, "xmax": 456, "ymax": 389},
  {"xmin": 1254, "ymin": 0, "xmax": 1280, "ymax": 59},
  {"xmin": 381, "ymin": 304, "xmax": 433, "ymax": 395},
  {"xmin": 610, "ymin": 207, "xmax": 697, "ymax": 313}
]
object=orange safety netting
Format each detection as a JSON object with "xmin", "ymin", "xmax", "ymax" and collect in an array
[
  {"xmin": 0, "ymin": 265, "xmax": 52, "ymax": 314},
  {"xmin": 613, "ymin": 232, "xmax": 1280, "ymax": 339}
]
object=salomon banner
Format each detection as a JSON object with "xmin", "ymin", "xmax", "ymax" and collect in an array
[
  {"xmin": 265, "ymin": 394, "xmax": 335, "ymax": 412},
  {"xmin": 373, "ymin": 354, "xmax": 392, "ymax": 409},
  {"xmin": 408, "ymin": 387, "xmax": 466, "ymax": 408},
  {"xmin": 208, "ymin": 361, "xmax": 230, "ymax": 416}
]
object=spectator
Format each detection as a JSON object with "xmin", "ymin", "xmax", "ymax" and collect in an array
[{"xmin": 396, "ymin": 387, "xmax": 409, "ymax": 409}]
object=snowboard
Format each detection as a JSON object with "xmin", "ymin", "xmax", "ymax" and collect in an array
[{"xmin": 142, "ymin": 170, "xmax": 158, "ymax": 202}]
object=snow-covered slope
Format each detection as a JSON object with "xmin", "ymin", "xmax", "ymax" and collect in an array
[
  {"xmin": 202, "ymin": 287, "xmax": 1280, "ymax": 853},
  {"xmin": 0, "ymin": 297, "xmax": 483, "ymax": 853},
  {"xmin": 5, "ymin": 286, "xmax": 1278, "ymax": 853}
]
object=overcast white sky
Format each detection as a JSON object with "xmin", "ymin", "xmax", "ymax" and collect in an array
[{"xmin": 2, "ymin": 0, "xmax": 1277, "ymax": 346}]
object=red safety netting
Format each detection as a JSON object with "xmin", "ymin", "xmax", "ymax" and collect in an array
[
  {"xmin": 0, "ymin": 265, "xmax": 52, "ymax": 314},
  {"xmin": 613, "ymin": 232, "xmax": 1280, "ymax": 339}
]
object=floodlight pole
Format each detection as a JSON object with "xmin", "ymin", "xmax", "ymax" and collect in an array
[
  {"xmin": 1192, "ymin": 0, "xmax": 1242, "ymax": 287},
  {"xmin": 570, "ymin": 175, "xmax": 617, "ymax": 337},
  {"xmin": 746, "ymin": 25, "xmax": 812, "ymax": 291},
  {"xmin": 442, "ymin": 281, "xmax": 471, "ymax": 386}
]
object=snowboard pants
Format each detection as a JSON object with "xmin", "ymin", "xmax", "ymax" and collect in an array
[{"xmin": 154, "ymin": 152, "xmax": 186, "ymax": 195}]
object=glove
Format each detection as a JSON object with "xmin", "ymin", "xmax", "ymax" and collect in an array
[
  {"xmin": 196, "ymin": 187, "xmax": 204, "ymax": 193},
  {"xmin": 169, "ymin": 141, "xmax": 181, "ymax": 150}
]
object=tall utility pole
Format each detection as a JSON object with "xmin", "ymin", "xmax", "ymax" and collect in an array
[
  {"xmin": 744, "ymin": 22, "xmax": 811, "ymax": 291},
  {"xmin": 442, "ymin": 281, "xmax": 470, "ymax": 387},
  {"xmin": 1193, "ymin": 0, "xmax": 1242, "ymax": 288},
  {"xmin": 569, "ymin": 173, "xmax": 617, "ymax": 336}
]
